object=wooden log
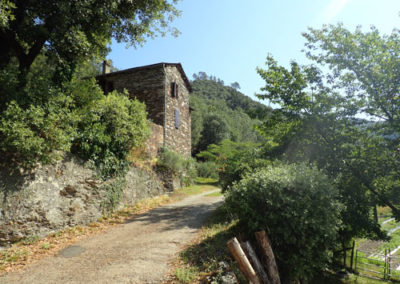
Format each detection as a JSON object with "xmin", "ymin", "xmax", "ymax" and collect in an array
[
  {"xmin": 255, "ymin": 231, "xmax": 281, "ymax": 284},
  {"xmin": 227, "ymin": 237, "xmax": 261, "ymax": 284},
  {"xmin": 242, "ymin": 241, "xmax": 270, "ymax": 284}
]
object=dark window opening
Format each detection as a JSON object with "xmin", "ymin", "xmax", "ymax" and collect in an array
[
  {"xmin": 106, "ymin": 81, "xmax": 114, "ymax": 93},
  {"xmin": 175, "ymin": 108, "xmax": 180, "ymax": 129},
  {"xmin": 171, "ymin": 82, "xmax": 178, "ymax": 98}
]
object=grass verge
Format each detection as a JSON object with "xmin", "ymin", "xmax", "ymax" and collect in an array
[
  {"xmin": 166, "ymin": 205, "xmax": 247, "ymax": 283},
  {"xmin": 0, "ymin": 183, "xmax": 219, "ymax": 276}
]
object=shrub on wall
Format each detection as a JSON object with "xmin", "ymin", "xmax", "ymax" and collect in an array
[
  {"xmin": 73, "ymin": 91, "xmax": 150, "ymax": 179},
  {"xmin": 225, "ymin": 163, "xmax": 342, "ymax": 281},
  {"xmin": 157, "ymin": 148, "xmax": 198, "ymax": 186}
]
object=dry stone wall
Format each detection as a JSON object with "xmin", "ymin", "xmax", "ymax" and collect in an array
[
  {"xmin": 0, "ymin": 155, "xmax": 175, "ymax": 247},
  {"xmin": 100, "ymin": 67, "xmax": 165, "ymax": 126},
  {"xmin": 97, "ymin": 63, "xmax": 192, "ymax": 157},
  {"xmin": 164, "ymin": 66, "xmax": 191, "ymax": 156},
  {"xmin": 145, "ymin": 123, "xmax": 164, "ymax": 158}
]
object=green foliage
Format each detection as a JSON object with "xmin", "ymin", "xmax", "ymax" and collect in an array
[
  {"xmin": 157, "ymin": 148, "xmax": 198, "ymax": 187},
  {"xmin": 225, "ymin": 163, "xmax": 342, "ymax": 281},
  {"xmin": 197, "ymin": 140, "xmax": 269, "ymax": 191},
  {"xmin": 190, "ymin": 74, "xmax": 271, "ymax": 154},
  {"xmin": 195, "ymin": 161, "xmax": 218, "ymax": 179},
  {"xmin": 0, "ymin": 96, "xmax": 77, "ymax": 166},
  {"xmin": 0, "ymin": 0, "xmax": 180, "ymax": 88},
  {"xmin": 256, "ymin": 24, "xmax": 400, "ymax": 246},
  {"xmin": 73, "ymin": 91, "xmax": 149, "ymax": 179},
  {"xmin": 174, "ymin": 267, "xmax": 197, "ymax": 284},
  {"xmin": 100, "ymin": 177, "xmax": 127, "ymax": 213},
  {"xmin": 0, "ymin": 0, "xmax": 15, "ymax": 27}
]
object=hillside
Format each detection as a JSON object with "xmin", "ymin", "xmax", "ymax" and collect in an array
[{"xmin": 190, "ymin": 73, "xmax": 272, "ymax": 154}]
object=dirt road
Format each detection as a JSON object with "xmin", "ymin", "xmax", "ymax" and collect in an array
[{"xmin": 0, "ymin": 189, "xmax": 223, "ymax": 284}]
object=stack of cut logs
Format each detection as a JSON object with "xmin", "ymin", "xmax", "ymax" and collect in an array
[{"xmin": 227, "ymin": 230, "xmax": 280, "ymax": 284}]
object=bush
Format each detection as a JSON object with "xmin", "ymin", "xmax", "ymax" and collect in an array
[
  {"xmin": 73, "ymin": 91, "xmax": 149, "ymax": 179},
  {"xmin": 225, "ymin": 163, "xmax": 342, "ymax": 281},
  {"xmin": 195, "ymin": 161, "xmax": 218, "ymax": 179},
  {"xmin": 197, "ymin": 140, "xmax": 269, "ymax": 190},
  {"xmin": 157, "ymin": 148, "xmax": 198, "ymax": 186},
  {"xmin": 0, "ymin": 95, "xmax": 77, "ymax": 166}
]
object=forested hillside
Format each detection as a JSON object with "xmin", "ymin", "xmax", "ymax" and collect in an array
[{"xmin": 190, "ymin": 72, "xmax": 272, "ymax": 154}]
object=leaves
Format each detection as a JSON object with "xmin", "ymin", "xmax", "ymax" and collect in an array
[{"xmin": 225, "ymin": 163, "xmax": 342, "ymax": 280}]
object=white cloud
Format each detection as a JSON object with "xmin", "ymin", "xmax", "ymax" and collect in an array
[{"xmin": 318, "ymin": 0, "xmax": 351, "ymax": 23}]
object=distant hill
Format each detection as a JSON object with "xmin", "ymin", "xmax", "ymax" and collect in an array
[{"xmin": 190, "ymin": 72, "xmax": 272, "ymax": 154}]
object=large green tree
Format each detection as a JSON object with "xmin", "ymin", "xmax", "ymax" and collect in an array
[
  {"xmin": 256, "ymin": 24, "xmax": 399, "ymax": 244},
  {"xmin": 0, "ymin": 0, "xmax": 180, "ymax": 85}
]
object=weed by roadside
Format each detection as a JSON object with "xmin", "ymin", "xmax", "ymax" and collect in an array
[{"xmin": 166, "ymin": 205, "xmax": 247, "ymax": 283}]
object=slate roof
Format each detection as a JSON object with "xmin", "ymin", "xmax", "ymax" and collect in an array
[{"xmin": 96, "ymin": 62, "xmax": 192, "ymax": 92}]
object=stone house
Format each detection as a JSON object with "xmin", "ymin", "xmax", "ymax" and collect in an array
[{"xmin": 96, "ymin": 62, "xmax": 192, "ymax": 157}]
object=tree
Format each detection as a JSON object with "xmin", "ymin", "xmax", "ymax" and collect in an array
[
  {"xmin": 256, "ymin": 24, "xmax": 399, "ymax": 245},
  {"xmin": 198, "ymin": 114, "xmax": 231, "ymax": 150},
  {"xmin": 230, "ymin": 81, "xmax": 240, "ymax": 90},
  {"xmin": 0, "ymin": 0, "xmax": 180, "ymax": 86}
]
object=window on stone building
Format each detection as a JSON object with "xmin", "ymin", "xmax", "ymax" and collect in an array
[
  {"xmin": 106, "ymin": 81, "xmax": 114, "ymax": 93},
  {"xmin": 171, "ymin": 82, "xmax": 178, "ymax": 98},
  {"xmin": 174, "ymin": 108, "xmax": 180, "ymax": 129}
]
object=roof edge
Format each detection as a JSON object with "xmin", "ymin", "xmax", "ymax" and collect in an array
[{"xmin": 96, "ymin": 62, "xmax": 192, "ymax": 92}]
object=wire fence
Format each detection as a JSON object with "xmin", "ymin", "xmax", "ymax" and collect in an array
[{"xmin": 354, "ymin": 249, "xmax": 400, "ymax": 281}]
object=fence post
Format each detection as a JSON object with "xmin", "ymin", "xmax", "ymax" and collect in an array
[
  {"xmin": 384, "ymin": 249, "xmax": 387, "ymax": 280},
  {"xmin": 354, "ymin": 250, "xmax": 358, "ymax": 273},
  {"xmin": 350, "ymin": 241, "xmax": 355, "ymax": 271},
  {"xmin": 388, "ymin": 249, "xmax": 391, "ymax": 280}
]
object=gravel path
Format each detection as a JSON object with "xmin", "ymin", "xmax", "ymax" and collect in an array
[{"xmin": 0, "ymin": 190, "xmax": 223, "ymax": 284}]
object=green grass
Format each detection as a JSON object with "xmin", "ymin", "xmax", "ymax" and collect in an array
[
  {"xmin": 19, "ymin": 235, "xmax": 40, "ymax": 245},
  {"xmin": 174, "ymin": 205, "xmax": 246, "ymax": 283},
  {"xmin": 174, "ymin": 184, "xmax": 219, "ymax": 196},
  {"xmin": 205, "ymin": 190, "xmax": 222, "ymax": 197},
  {"xmin": 39, "ymin": 243, "xmax": 52, "ymax": 250},
  {"xmin": 312, "ymin": 270, "xmax": 394, "ymax": 284},
  {"xmin": 174, "ymin": 267, "xmax": 198, "ymax": 283},
  {"xmin": 194, "ymin": 177, "xmax": 219, "ymax": 184}
]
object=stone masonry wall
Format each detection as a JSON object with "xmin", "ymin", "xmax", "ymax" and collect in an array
[
  {"xmin": 145, "ymin": 123, "xmax": 164, "ymax": 158},
  {"xmin": 0, "ymin": 155, "xmax": 167, "ymax": 246},
  {"xmin": 101, "ymin": 68, "xmax": 165, "ymax": 126},
  {"xmin": 164, "ymin": 66, "xmax": 191, "ymax": 156},
  {"xmin": 97, "ymin": 64, "xmax": 192, "ymax": 157}
]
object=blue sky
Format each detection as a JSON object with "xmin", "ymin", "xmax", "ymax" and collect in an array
[{"xmin": 108, "ymin": 0, "xmax": 400, "ymax": 103}]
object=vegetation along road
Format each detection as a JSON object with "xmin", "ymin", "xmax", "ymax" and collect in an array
[{"xmin": 0, "ymin": 188, "xmax": 223, "ymax": 284}]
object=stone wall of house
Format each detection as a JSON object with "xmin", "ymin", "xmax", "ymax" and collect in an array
[
  {"xmin": 97, "ymin": 64, "xmax": 192, "ymax": 157},
  {"xmin": 0, "ymin": 155, "xmax": 173, "ymax": 247},
  {"xmin": 164, "ymin": 66, "xmax": 191, "ymax": 156},
  {"xmin": 101, "ymin": 67, "xmax": 165, "ymax": 126},
  {"xmin": 145, "ymin": 123, "xmax": 164, "ymax": 158}
]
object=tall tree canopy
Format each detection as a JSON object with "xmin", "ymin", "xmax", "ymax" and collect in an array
[
  {"xmin": 257, "ymin": 24, "xmax": 399, "ymax": 243},
  {"xmin": 0, "ymin": 0, "xmax": 180, "ymax": 84}
]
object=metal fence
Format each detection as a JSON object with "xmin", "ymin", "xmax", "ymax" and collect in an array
[{"xmin": 354, "ymin": 249, "xmax": 400, "ymax": 281}]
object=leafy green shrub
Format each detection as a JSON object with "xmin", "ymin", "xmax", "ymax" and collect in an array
[
  {"xmin": 157, "ymin": 147, "xmax": 185, "ymax": 173},
  {"xmin": 73, "ymin": 91, "xmax": 149, "ymax": 179},
  {"xmin": 157, "ymin": 148, "xmax": 198, "ymax": 186},
  {"xmin": 197, "ymin": 140, "xmax": 269, "ymax": 191},
  {"xmin": 195, "ymin": 161, "xmax": 218, "ymax": 179},
  {"xmin": 0, "ymin": 96, "xmax": 77, "ymax": 166},
  {"xmin": 225, "ymin": 163, "xmax": 342, "ymax": 281}
]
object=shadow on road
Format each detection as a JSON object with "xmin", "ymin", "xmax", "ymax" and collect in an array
[{"xmin": 124, "ymin": 200, "xmax": 224, "ymax": 232}]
